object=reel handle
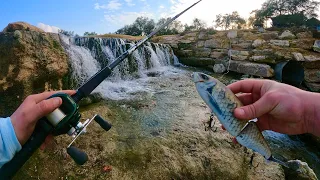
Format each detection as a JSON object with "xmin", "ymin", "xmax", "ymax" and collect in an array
[
  {"xmin": 67, "ymin": 146, "xmax": 88, "ymax": 165},
  {"xmin": 94, "ymin": 115, "xmax": 112, "ymax": 131}
]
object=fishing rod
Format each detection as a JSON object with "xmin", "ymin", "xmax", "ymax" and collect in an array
[{"xmin": 0, "ymin": 0, "xmax": 202, "ymax": 179}]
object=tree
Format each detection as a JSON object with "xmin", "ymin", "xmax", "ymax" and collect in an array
[
  {"xmin": 84, "ymin": 32, "xmax": 98, "ymax": 36},
  {"xmin": 59, "ymin": 29, "xmax": 74, "ymax": 37},
  {"xmin": 215, "ymin": 11, "xmax": 246, "ymax": 30},
  {"xmin": 115, "ymin": 17, "xmax": 155, "ymax": 36},
  {"xmin": 156, "ymin": 18, "xmax": 184, "ymax": 35},
  {"xmin": 192, "ymin": 18, "xmax": 207, "ymax": 30}
]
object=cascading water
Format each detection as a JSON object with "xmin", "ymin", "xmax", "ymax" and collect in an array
[{"xmin": 59, "ymin": 34, "xmax": 176, "ymax": 100}]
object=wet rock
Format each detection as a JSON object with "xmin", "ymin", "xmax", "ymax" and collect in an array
[
  {"xmin": 313, "ymin": 40, "xmax": 320, "ymax": 53},
  {"xmin": 213, "ymin": 64, "xmax": 226, "ymax": 74},
  {"xmin": 279, "ymin": 30, "xmax": 296, "ymax": 40},
  {"xmin": 270, "ymin": 40, "xmax": 290, "ymax": 47},
  {"xmin": 297, "ymin": 32, "xmax": 313, "ymax": 39},
  {"xmin": 252, "ymin": 39, "xmax": 266, "ymax": 48},
  {"xmin": 293, "ymin": 52, "xmax": 305, "ymax": 61},
  {"xmin": 304, "ymin": 69, "xmax": 320, "ymax": 83},
  {"xmin": 2, "ymin": 21, "xmax": 45, "ymax": 32},
  {"xmin": 229, "ymin": 60, "xmax": 274, "ymax": 77},
  {"xmin": 285, "ymin": 160, "xmax": 318, "ymax": 180},
  {"xmin": 305, "ymin": 82, "xmax": 320, "ymax": 92}
]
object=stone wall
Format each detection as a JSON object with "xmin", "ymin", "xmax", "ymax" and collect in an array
[{"xmin": 153, "ymin": 29, "xmax": 320, "ymax": 92}]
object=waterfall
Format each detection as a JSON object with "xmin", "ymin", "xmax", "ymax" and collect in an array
[{"xmin": 59, "ymin": 34, "xmax": 175, "ymax": 100}]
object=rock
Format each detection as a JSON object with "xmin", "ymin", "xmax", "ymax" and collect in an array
[
  {"xmin": 285, "ymin": 160, "xmax": 318, "ymax": 180},
  {"xmin": 175, "ymin": 50, "xmax": 193, "ymax": 57},
  {"xmin": 198, "ymin": 31, "xmax": 208, "ymax": 40},
  {"xmin": 204, "ymin": 39, "xmax": 220, "ymax": 48},
  {"xmin": 303, "ymin": 55, "xmax": 320, "ymax": 69},
  {"xmin": 197, "ymin": 41, "xmax": 205, "ymax": 48},
  {"xmin": 279, "ymin": 30, "xmax": 296, "ymax": 40},
  {"xmin": 213, "ymin": 64, "xmax": 226, "ymax": 74},
  {"xmin": 297, "ymin": 31, "xmax": 313, "ymax": 39},
  {"xmin": 227, "ymin": 30, "xmax": 237, "ymax": 39},
  {"xmin": 250, "ymin": 55, "xmax": 276, "ymax": 64},
  {"xmin": 232, "ymin": 42, "xmax": 252, "ymax": 49},
  {"xmin": 179, "ymin": 57, "xmax": 215, "ymax": 67},
  {"xmin": 194, "ymin": 48, "xmax": 211, "ymax": 57},
  {"xmin": 252, "ymin": 49, "xmax": 274, "ymax": 56},
  {"xmin": 270, "ymin": 40, "xmax": 290, "ymax": 47},
  {"xmin": 210, "ymin": 49, "xmax": 228, "ymax": 59},
  {"xmin": 304, "ymin": 69, "xmax": 320, "ymax": 83},
  {"xmin": 305, "ymin": 82, "xmax": 320, "ymax": 92},
  {"xmin": 229, "ymin": 60, "xmax": 274, "ymax": 77},
  {"xmin": 258, "ymin": 27, "xmax": 265, "ymax": 33},
  {"xmin": 230, "ymin": 50, "xmax": 249, "ymax": 61},
  {"xmin": 261, "ymin": 32, "xmax": 279, "ymax": 40},
  {"xmin": 2, "ymin": 22, "xmax": 45, "ymax": 33},
  {"xmin": 292, "ymin": 53, "xmax": 305, "ymax": 61},
  {"xmin": 252, "ymin": 39, "xmax": 266, "ymax": 48},
  {"xmin": 13, "ymin": 30, "xmax": 22, "ymax": 39},
  {"xmin": 0, "ymin": 30, "xmax": 68, "ymax": 115},
  {"xmin": 291, "ymin": 39, "xmax": 315, "ymax": 50},
  {"xmin": 313, "ymin": 40, "xmax": 320, "ymax": 53}
]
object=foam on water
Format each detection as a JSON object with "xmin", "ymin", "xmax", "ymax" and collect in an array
[{"xmin": 60, "ymin": 34, "xmax": 175, "ymax": 100}]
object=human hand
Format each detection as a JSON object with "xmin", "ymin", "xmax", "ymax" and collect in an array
[
  {"xmin": 10, "ymin": 90, "xmax": 76, "ymax": 145},
  {"xmin": 227, "ymin": 79, "xmax": 320, "ymax": 136}
]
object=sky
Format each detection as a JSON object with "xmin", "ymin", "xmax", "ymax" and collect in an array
[{"xmin": 0, "ymin": 0, "xmax": 319, "ymax": 35}]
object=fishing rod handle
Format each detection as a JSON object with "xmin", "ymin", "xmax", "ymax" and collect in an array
[{"xmin": 0, "ymin": 119, "xmax": 53, "ymax": 179}]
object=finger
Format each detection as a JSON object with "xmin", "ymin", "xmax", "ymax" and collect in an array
[
  {"xmin": 31, "ymin": 90, "xmax": 76, "ymax": 103},
  {"xmin": 30, "ymin": 97, "xmax": 63, "ymax": 121},
  {"xmin": 227, "ymin": 79, "xmax": 266, "ymax": 94},
  {"xmin": 40, "ymin": 135, "xmax": 54, "ymax": 150},
  {"xmin": 232, "ymin": 138, "xmax": 238, "ymax": 144},
  {"xmin": 237, "ymin": 93, "xmax": 254, "ymax": 106},
  {"xmin": 234, "ymin": 93, "xmax": 279, "ymax": 120}
]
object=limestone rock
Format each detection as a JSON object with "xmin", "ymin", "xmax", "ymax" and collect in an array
[
  {"xmin": 252, "ymin": 39, "xmax": 266, "ymax": 48},
  {"xmin": 305, "ymin": 82, "xmax": 320, "ymax": 92},
  {"xmin": 204, "ymin": 39, "xmax": 220, "ymax": 48},
  {"xmin": 0, "ymin": 30, "xmax": 68, "ymax": 115},
  {"xmin": 279, "ymin": 30, "xmax": 296, "ymax": 40},
  {"xmin": 291, "ymin": 39, "xmax": 315, "ymax": 50},
  {"xmin": 2, "ymin": 22, "xmax": 45, "ymax": 33},
  {"xmin": 261, "ymin": 32, "xmax": 279, "ymax": 40},
  {"xmin": 197, "ymin": 41, "xmax": 205, "ymax": 48},
  {"xmin": 232, "ymin": 42, "xmax": 252, "ymax": 49},
  {"xmin": 194, "ymin": 48, "xmax": 211, "ymax": 57},
  {"xmin": 270, "ymin": 40, "xmax": 290, "ymax": 47},
  {"xmin": 297, "ymin": 31, "xmax": 313, "ymax": 39},
  {"xmin": 303, "ymin": 55, "xmax": 320, "ymax": 69},
  {"xmin": 179, "ymin": 57, "xmax": 215, "ymax": 67},
  {"xmin": 285, "ymin": 160, "xmax": 318, "ymax": 180},
  {"xmin": 304, "ymin": 69, "xmax": 320, "ymax": 83},
  {"xmin": 292, "ymin": 53, "xmax": 305, "ymax": 61},
  {"xmin": 227, "ymin": 30, "xmax": 237, "ymax": 39},
  {"xmin": 213, "ymin": 64, "xmax": 226, "ymax": 74},
  {"xmin": 230, "ymin": 50, "xmax": 249, "ymax": 61},
  {"xmin": 198, "ymin": 31, "xmax": 208, "ymax": 40},
  {"xmin": 229, "ymin": 60, "xmax": 274, "ymax": 77},
  {"xmin": 211, "ymin": 49, "xmax": 228, "ymax": 59},
  {"xmin": 313, "ymin": 40, "xmax": 320, "ymax": 53}
]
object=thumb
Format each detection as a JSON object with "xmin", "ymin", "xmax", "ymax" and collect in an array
[
  {"xmin": 32, "ymin": 97, "xmax": 62, "ymax": 120},
  {"xmin": 234, "ymin": 94, "xmax": 277, "ymax": 120}
]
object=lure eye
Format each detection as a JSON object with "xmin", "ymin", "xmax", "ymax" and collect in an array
[{"xmin": 200, "ymin": 74, "xmax": 209, "ymax": 80}]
